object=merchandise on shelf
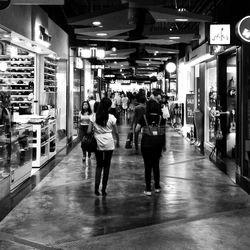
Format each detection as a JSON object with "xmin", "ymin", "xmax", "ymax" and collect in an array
[
  {"xmin": 0, "ymin": 50, "xmax": 35, "ymax": 116},
  {"xmin": 44, "ymin": 57, "xmax": 57, "ymax": 94}
]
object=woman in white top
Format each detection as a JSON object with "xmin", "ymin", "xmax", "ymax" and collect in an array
[
  {"xmin": 88, "ymin": 97, "xmax": 119, "ymax": 196},
  {"xmin": 79, "ymin": 101, "xmax": 92, "ymax": 161}
]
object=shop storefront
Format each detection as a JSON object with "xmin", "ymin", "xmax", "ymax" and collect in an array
[
  {"xmin": 181, "ymin": 26, "xmax": 241, "ymax": 182},
  {"xmin": 0, "ymin": 5, "xmax": 69, "ymax": 199}
]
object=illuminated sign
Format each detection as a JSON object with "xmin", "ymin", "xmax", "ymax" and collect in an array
[
  {"xmin": 104, "ymin": 75, "xmax": 115, "ymax": 78},
  {"xmin": 236, "ymin": 16, "xmax": 250, "ymax": 43},
  {"xmin": 78, "ymin": 47, "xmax": 105, "ymax": 58},
  {"xmin": 210, "ymin": 24, "xmax": 230, "ymax": 45},
  {"xmin": 91, "ymin": 65, "xmax": 104, "ymax": 69}
]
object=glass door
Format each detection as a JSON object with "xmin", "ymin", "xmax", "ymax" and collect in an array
[{"xmin": 226, "ymin": 53, "xmax": 237, "ymax": 160}]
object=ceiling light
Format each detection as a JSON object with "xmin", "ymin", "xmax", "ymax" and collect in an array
[
  {"xmin": 3, "ymin": 34, "xmax": 10, "ymax": 38},
  {"xmin": 175, "ymin": 18, "xmax": 189, "ymax": 22},
  {"xmin": 169, "ymin": 36, "xmax": 180, "ymax": 39},
  {"xmin": 93, "ymin": 21, "xmax": 101, "ymax": 26},
  {"xmin": 96, "ymin": 33, "xmax": 107, "ymax": 36},
  {"xmin": 112, "ymin": 47, "xmax": 117, "ymax": 52},
  {"xmin": 166, "ymin": 62, "xmax": 176, "ymax": 73},
  {"xmin": 121, "ymin": 64, "xmax": 123, "ymax": 67},
  {"xmin": 114, "ymin": 61, "xmax": 117, "ymax": 64}
]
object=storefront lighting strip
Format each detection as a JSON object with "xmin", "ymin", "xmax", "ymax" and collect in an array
[{"xmin": 185, "ymin": 53, "xmax": 214, "ymax": 67}]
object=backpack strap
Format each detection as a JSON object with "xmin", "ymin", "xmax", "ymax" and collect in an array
[{"xmin": 143, "ymin": 115, "xmax": 152, "ymax": 135}]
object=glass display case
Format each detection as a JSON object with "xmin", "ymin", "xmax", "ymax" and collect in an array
[
  {"xmin": 205, "ymin": 60, "xmax": 217, "ymax": 146},
  {"xmin": 10, "ymin": 123, "xmax": 33, "ymax": 190}
]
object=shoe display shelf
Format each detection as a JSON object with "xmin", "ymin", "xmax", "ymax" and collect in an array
[
  {"xmin": 31, "ymin": 119, "xmax": 56, "ymax": 168},
  {"xmin": 0, "ymin": 54, "xmax": 35, "ymax": 114}
]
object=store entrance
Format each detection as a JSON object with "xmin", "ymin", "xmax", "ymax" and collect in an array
[{"xmin": 217, "ymin": 51, "xmax": 238, "ymax": 179}]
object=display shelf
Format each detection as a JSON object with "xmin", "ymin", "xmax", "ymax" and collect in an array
[
  {"xmin": 0, "ymin": 52, "xmax": 35, "ymax": 115},
  {"xmin": 32, "ymin": 119, "xmax": 56, "ymax": 167}
]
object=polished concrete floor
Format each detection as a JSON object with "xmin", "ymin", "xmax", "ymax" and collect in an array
[{"xmin": 1, "ymin": 122, "xmax": 250, "ymax": 249}]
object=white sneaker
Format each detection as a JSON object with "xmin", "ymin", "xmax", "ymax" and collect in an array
[{"xmin": 143, "ymin": 191, "xmax": 152, "ymax": 196}]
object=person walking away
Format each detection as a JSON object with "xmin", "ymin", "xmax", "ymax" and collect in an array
[
  {"xmin": 121, "ymin": 93, "xmax": 129, "ymax": 117},
  {"xmin": 132, "ymin": 95, "xmax": 146, "ymax": 152},
  {"xmin": 135, "ymin": 99, "xmax": 166, "ymax": 196},
  {"xmin": 88, "ymin": 97, "xmax": 119, "ymax": 196},
  {"xmin": 79, "ymin": 101, "xmax": 92, "ymax": 161}
]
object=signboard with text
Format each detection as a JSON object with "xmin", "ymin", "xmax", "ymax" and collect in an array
[
  {"xmin": 210, "ymin": 24, "xmax": 230, "ymax": 45},
  {"xmin": 186, "ymin": 94, "xmax": 195, "ymax": 124}
]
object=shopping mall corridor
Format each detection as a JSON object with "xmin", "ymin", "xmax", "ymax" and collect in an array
[{"xmin": 1, "ymin": 121, "xmax": 250, "ymax": 249}]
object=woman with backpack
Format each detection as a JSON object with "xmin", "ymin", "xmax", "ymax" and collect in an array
[{"xmin": 135, "ymin": 99, "xmax": 166, "ymax": 196}]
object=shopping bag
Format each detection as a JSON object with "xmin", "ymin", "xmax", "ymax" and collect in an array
[{"xmin": 125, "ymin": 131, "xmax": 133, "ymax": 149}]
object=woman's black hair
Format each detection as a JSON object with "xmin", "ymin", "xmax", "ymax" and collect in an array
[
  {"xmin": 96, "ymin": 97, "xmax": 112, "ymax": 126},
  {"xmin": 146, "ymin": 99, "xmax": 162, "ymax": 116},
  {"xmin": 81, "ymin": 101, "xmax": 92, "ymax": 115},
  {"xmin": 93, "ymin": 101, "xmax": 100, "ymax": 113}
]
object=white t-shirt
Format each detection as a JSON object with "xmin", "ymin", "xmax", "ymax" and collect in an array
[
  {"xmin": 79, "ymin": 112, "xmax": 91, "ymax": 126},
  {"xmin": 90, "ymin": 113, "xmax": 117, "ymax": 151}
]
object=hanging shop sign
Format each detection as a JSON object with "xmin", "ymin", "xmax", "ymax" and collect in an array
[
  {"xmin": 91, "ymin": 64, "xmax": 104, "ymax": 69},
  {"xmin": 78, "ymin": 47, "xmax": 105, "ymax": 59},
  {"xmin": 0, "ymin": 0, "xmax": 11, "ymax": 10},
  {"xmin": 236, "ymin": 16, "xmax": 250, "ymax": 43},
  {"xmin": 104, "ymin": 74, "xmax": 115, "ymax": 78},
  {"xmin": 210, "ymin": 24, "xmax": 230, "ymax": 45},
  {"xmin": 110, "ymin": 79, "xmax": 131, "ymax": 85},
  {"xmin": 186, "ymin": 94, "xmax": 195, "ymax": 124}
]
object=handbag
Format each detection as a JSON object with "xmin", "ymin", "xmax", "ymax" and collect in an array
[
  {"xmin": 125, "ymin": 131, "xmax": 133, "ymax": 149},
  {"xmin": 81, "ymin": 133, "xmax": 97, "ymax": 152}
]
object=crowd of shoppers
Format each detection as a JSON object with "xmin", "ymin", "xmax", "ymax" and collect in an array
[{"xmin": 79, "ymin": 88, "xmax": 169, "ymax": 197}]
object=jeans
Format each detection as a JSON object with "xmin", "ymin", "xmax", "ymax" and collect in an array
[
  {"xmin": 141, "ymin": 146, "xmax": 162, "ymax": 191},
  {"xmin": 95, "ymin": 150, "xmax": 113, "ymax": 192}
]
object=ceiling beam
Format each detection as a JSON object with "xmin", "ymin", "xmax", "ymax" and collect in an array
[{"xmin": 11, "ymin": 0, "xmax": 64, "ymax": 5}]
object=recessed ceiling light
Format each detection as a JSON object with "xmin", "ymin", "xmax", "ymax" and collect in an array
[
  {"xmin": 112, "ymin": 47, "xmax": 117, "ymax": 52},
  {"xmin": 96, "ymin": 33, "xmax": 107, "ymax": 36},
  {"xmin": 110, "ymin": 53, "xmax": 117, "ymax": 56},
  {"xmin": 3, "ymin": 34, "xmax": 10, "ymax": 38},
  {"xmin": 175, "ymin": 18, "xmax": 189, "ymax": 22},
  {"xmin": 93, "ymin": 21, "xmax": 101, "ymax": 26},
  {"xmin": 114, "ymin": 61, "xmax": 117, "ymax": 64},
  {"xmin": 169, "ymin": 36, "xmax": 180, "ymax": 39}
]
